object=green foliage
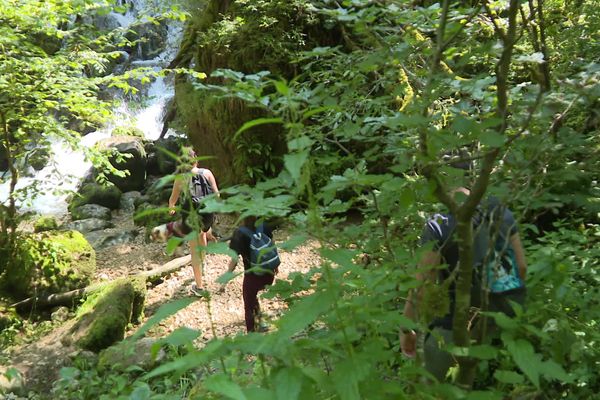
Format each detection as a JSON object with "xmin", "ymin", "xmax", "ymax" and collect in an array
[
  {"xmin": 1, "ymin": 230, "xmax": 96, "ymax": 300},
  {"xmin": 29, "ymin": 0, "xmax": 600, "ymax": 398},
  {"xmin": 33, "ymin": 216, "xmax": 58, "ymax": 233},
  {"xmin": 111, "ymin": 125, "xmax": 146, "ymax": 138}
]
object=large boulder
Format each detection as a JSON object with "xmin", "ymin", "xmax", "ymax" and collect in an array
[
  {"xmin": 62, "ymin": 218, "xmax": 114, "ymax": 233},
  {"xmin": 126, "ymin": 21, "xmax": 168, "ymax": 60},
  {"xmin": 71, "ymin": 204, "xmax": 112, "ymax": 221},
  {"xmin": 70, "ymin": 182, "xmax": 122, "ymax": 211},
  {"xmin": 97, "ymin": 137, "xmax": 147, "ymax": 192},
  {"xmin": 97, "ymin": 337, "xmax": 165, "ymax": 372},
  {"xmin": 1, "ymin": 231, "xmax": 96, "ymax": 300},
  {"xmin": 146, "ymin": 136, "xmax": 181, "ymax": 176},
  {"xmin": 63, "ymin": 277, "xmax": 146, "ymax": 352}
]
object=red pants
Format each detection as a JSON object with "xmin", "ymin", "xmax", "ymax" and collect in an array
[{"xmin": 242, "ymin": 272, "xmax": 275, "ymax": 332}]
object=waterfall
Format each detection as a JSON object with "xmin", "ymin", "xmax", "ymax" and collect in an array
[{"xmin": 0, "ymin": 0, "xmax": 182, "ymax": 216}]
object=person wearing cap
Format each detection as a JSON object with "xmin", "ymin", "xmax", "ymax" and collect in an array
[
  {"xmin": 168, "ymin": 147, "xmax": 220, "ymax": 296},
  {"xmin": 400, "ymin": 154, "xmax": 528, "ymax": 381}
]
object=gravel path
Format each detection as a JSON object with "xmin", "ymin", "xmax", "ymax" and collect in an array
[{"xmin": 1, "ymin": 210, "xmax": 320, "ymax": 394}]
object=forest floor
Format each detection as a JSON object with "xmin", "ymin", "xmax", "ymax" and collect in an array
[{"xmin": 1, "ymin": 211, "xmax": 321, "ymax": 394}]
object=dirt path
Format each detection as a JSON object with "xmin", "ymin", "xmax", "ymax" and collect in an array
[{"xmin": 1, "ymin": 211, "xmax": 320, "ymax": 394}]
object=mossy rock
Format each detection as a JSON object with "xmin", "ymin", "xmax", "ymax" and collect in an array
[
  {"xmin": 29, "ymin": 147, "xmax": 50, "ymax": 171},
  {"xmin": 0, "ymin": 304, "xmax": 21, "ymax": 331},
  {"xmin": 1, "ymin": 231, "xmax": 96, "ymax": 299},
  {"xmin": 97, "ymin": 337, "xmax": 165, "ymax": 372},
  {"xmin": 71, "ymin": 204, "xmax": 112, "ymax": 221},
  {"xmin": 70, "ymin": 182, "xmax": 122, "ymax": 211},
  {"xmin": 111, "ymin": 125, "xmax": 145, "ymax": 138},
  {"xmin": 33, "ymin": 216, "xmax": 58, "ymax": 233},
  {"xmin": 66, "ymin": 277, "xmax": 146, "ymax": 352}
]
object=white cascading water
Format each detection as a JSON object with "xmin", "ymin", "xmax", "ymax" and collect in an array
[{"xmin": 0, "ymin": 0, "xmax": 181, "ymax": 216}]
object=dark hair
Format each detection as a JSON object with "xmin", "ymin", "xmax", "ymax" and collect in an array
[
  {"xmin": 242, "ymin": 215, "xmax": 257, "ymax": 228},
  {"xmin": 442, "ymin": 149, "xmax": 472, "ymax": 171}
]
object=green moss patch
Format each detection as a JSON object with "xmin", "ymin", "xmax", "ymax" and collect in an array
[
  {"xmin": 1, "ymin": 231, "xmax": 96, "ymax": 299},
  {"xmin": 67, "ymin": 277, "xmax": 147, "ymax": 352}
]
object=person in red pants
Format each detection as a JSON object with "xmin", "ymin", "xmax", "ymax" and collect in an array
[{"xmin": 226, "ymin": 216, "xmax": 279, "ymax": 332}]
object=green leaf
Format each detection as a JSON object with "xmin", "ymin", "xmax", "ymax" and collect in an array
[
  {"xmin": 466, "ymin": 391, "xmax": 503, "ymax": 400},
  {"xmin": 159, "ymin": 326, "xmax": 201, "ymax": 347},
  {"xmin": 276, "ymin": 290, "xmax": 334, "ymax": 338},
  {"xmin": 205, "ymin": 241, "xmax": 238, "ymax": 258},
  {"xmin": 479, "ymin": 131, "xmax": 505, "ymax": 147},
  {"xmin": 166, "ymin": 236, "xmax": 184, "ymax": 255},
  {"xmin": 274, "ymin": 80, "xmax": 289, "ymax": 96},
  {"xmin": 234, "ymin": 117, "xmax": 283, "ymax": 141},
  {"xmin": 204, "ymin": 374, "xmax": 247, "ymax": 400},
  {"xmin": 302, "ymin": 105, "xmax": 338, "ymax": 120},
  {"xmin": 131, "ymin": 298, "xmax": 197, "ymax": 340},
  {"xmin": 288, "ymin": 136, "xmax": 314, "ymax": 151},
  {"xmin": 217, "ymin": 271, "xmax": 242, "ymax": 284},
  {"xmin": 505, "ymin": 337, "xmax": 540, "ymax": 387},
  {"xmin": 129, "ymin": 383, "xmax": 152, "ymax": 400},
  {"xmin": 274, "ymin": 367, "xmax": 304, "ymax": 400},
  {"xmin": 320, "ymin": 248, "xmax": 358, "ymax": 268},
  {"xmin": 144, "ymin": 340, "xmax": 224, "ymax": 379},
  {"xmin": 279, "ymin": 234, "xmax": 309, "ymax": 251},
  {"xmin": 284, "ymin": 150, "xmax": 309, "ymax": 183},
  {"xmin": 494, "ymin": 370, "xmax": 524, "ymax": 384}
]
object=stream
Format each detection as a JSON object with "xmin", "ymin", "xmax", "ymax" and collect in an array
[{"xmin": 0, "ymin": 0, "xmax": 181, "ymax": 216}]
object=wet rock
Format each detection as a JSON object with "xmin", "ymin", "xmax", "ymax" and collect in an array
[
  {"xmin": 97, "ymin": 137, "xmax": 147, "ymax": 192},
  {"xmin": 62, "ymin": 218, "xmax": 114, "ymax": 233},
  {"xmin": 0, "ymin": 366, "xmax": 25, "ymax": 396},
  {"xmin": 71, "ymin": 204, "xmax": 112, "ymax": 221},
  {"xmin": 120, "ymin": 191, "xmax": 142, "ymax": 213},
  {"xmin": 51, "ymin": 306, "xmax": 70, "ymax": 323},
  {"xmin": 85, "ymin": 229, "xmax": 139, "ymax": 250},
  {"xmin": 70, "ymin": 182, "xmax": 122, "ymax": 210}
]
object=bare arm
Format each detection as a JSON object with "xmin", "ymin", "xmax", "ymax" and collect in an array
[
  {"xmin": 206, "ymin": 169, "xmax": 220, "ymax": 197},
  {"xmin": 400, "ymin": 249, "xmax": 440, "ymax": 357},
  {"xmin": 510, "ymin": 232, "xmax": 527, "ymax": 281},
  {"xmin": 168, "ymin": 179, "xmax": 183, "ymax": 209},
  {"xmin": 227, "ymin": 255, "xmax": 238, "ymax": 273},
  {"xmin": 403, "ymin": 250, "xmax": 441, "ymax": 321}
]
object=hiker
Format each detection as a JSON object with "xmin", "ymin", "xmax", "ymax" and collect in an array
[
  {"xmin": 226, "ymin": 216, "xmax": 280, "ymax": 332},
  {"xmin": 400, "ymin": 168, "xmax": 528, "ymax": 381},
  {"xmin": 168, "ymin": 148, "xmax": 219, "ymax": 296}
]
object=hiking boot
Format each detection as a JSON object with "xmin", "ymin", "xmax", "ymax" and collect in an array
[{"xmin": 190, "ymin": 284, "xmax": 209, "ymax": 298}]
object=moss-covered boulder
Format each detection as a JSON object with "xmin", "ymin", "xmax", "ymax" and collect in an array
[
  {"xmin": 33, "ymin": 216, "xmax": 58, "ymax": 233},
  {"xmin": 70, "ymin": 182, "xmax": 122, "ymax": 211},
  {"xmin": 64, "ymin": 277, "xmax": 146, "ymax": 352},
  {"xmin": 1, "ymin": 231, "xmax": 96, "ymax": 300},
  {"xmin": 0, "ymin": 304, "xmax": 21, "ymax": 331},
  {"xmin": 111, "ymin": 125, "xmax": 145, "ymax": 138}
]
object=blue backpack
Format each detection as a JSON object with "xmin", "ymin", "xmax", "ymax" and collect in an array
[{"xmin": 239, "ymin": 225, "xmax": 280, "ymax": 274}]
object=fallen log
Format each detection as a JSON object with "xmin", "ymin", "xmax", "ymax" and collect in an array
[{"xmin": 11, "ymin": 255, "xmax": 191, "ymax": 312}]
